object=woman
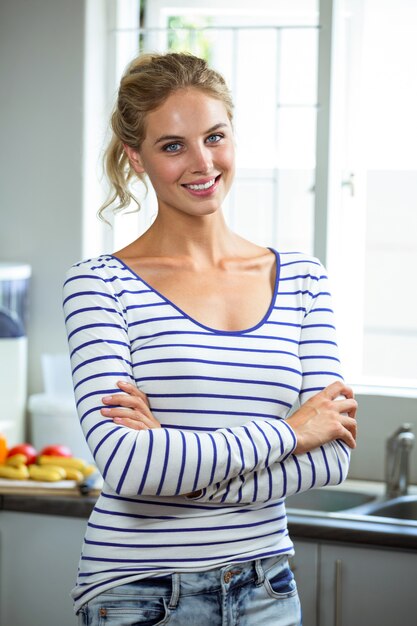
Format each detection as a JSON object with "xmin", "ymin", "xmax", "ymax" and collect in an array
[{"xmin": 63, "ymin": 52, "xmax": 357, "ymax": 626}]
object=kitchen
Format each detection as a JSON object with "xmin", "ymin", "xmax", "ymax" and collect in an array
[{"xmin": 1, "ymin": 1, "xmax": 416, "ymax": 625}]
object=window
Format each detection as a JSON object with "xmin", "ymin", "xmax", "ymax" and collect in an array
[
  {"xmin": 108, "ymin": 0, "xmax": 319, "ymax": 258},
  {"xmin": 327, "ymin": 0, "xmax": 417, "ymax": 390},
  {"xmin": 84, "ymin": 0, "xmax": 417, "ymax": 392}
]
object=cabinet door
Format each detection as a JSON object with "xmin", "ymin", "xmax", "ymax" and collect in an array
[
  {"xmin": 319, "ymin": 542, "xmax": 417, "ymax": 626},
  {"xmin": 0, "ymin": 511, "xmax": 86, "ymax": 626},
  {"xmin": 290, "ymin": 539, "xmax": 319, "ymax": 626}
]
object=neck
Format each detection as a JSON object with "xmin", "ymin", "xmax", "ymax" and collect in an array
[{"xmin": 140, "ymin": 209, "xmax": 241, "ymax": 266}]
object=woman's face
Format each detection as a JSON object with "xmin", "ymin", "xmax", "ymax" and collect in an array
[{"xmin": 126, "ymin": 88, "xmax": 235, "ymax": 218}]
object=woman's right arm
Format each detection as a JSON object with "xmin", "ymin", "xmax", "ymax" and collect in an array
[{"xmin": 63, "ymin": 263, "xmax": 297, "ymax": 497}]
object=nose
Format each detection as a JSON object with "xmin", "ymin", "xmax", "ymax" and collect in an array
[{"xmin": 189, "ymin": 143, "xmax": 213, "ymax": 174}]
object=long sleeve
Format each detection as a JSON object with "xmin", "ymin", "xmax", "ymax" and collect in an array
[
  {"xmin": 190, "ymin": 263, "xmax": 351, "ymax": 504},
  {"xmin": 63, "ymin": 260, "xmax": 297, "ymax": 498}
]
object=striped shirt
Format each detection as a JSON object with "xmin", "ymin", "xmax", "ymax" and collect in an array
[{"xmin": 63, "ymin": 249, "xmax": 350, "ymax": 612}]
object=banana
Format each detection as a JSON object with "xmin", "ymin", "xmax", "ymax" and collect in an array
[
  {"xmin": 37, "ymin": 455, "xmax": 88, "ymax": 471},
  {"xmin": 64, "ymin": 468, "xmax": 84, "ymax": 482},
  {"xmin": 82, "ymin": 464, "xmax": 97, "ymax": 478},
  {"xmin": 6, "ymin": 454, "xmax": 28, "ymax": 467},
  {"xmin": 0, "ymin": 464, "xmax": 30, "ymax": 480},
  {"xmin": 38, "ymin": 464, "xmax": 67, "ymax": 479},
  {"xmin": 28, "ymin": 464, "xmax": 64, "ymax": 482},
  {"xmin": 0, "ymin": 455, "xmax": 95, "ymax": 482}
]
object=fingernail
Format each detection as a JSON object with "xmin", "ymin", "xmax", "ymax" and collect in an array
[
  {"xmin": 101, "ymin": 408, "xmax": 111, "ymax": 415},
  {"xmin": 102, "ymin": 396, "xmax": 113, "ymax": 403},
  {"xmin": 118, "ymin": 381, "xmax": 129, "ymax": 387}
]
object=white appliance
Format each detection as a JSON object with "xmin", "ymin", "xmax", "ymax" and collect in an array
[
  {"xmin": 28, "ymin": 353, "xmax": 94, "ymax": 462},
  {"xmin": 0, "ymin": 263, "xmax": 31, "ymax": 445}
]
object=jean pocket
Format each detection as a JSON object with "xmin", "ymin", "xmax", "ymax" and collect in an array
[
  {"xmin": 263, "ymin": 561, "xmax": 298, "ymax": 600},
  {"xmin": 96, "ymin": 597, "xmax": 169, "ymax": 626}
]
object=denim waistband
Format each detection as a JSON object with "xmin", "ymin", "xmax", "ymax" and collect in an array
[{"xmin": 106, "ymin": 554, "xmax": 290, "ymax": 610}]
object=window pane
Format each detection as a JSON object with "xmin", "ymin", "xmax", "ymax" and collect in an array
[
  {"xmin": 363, "ymin": 171, "xmax": 417, "ymax": 381},
  {"xmin": 332, "ymin": 0, "xmax": 417, "ymax": 387},
  {"xmin": 279, "ymin": 28, "xmax": 318, "ymax": 105}
]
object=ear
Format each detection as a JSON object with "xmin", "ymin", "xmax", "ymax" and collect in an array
[{"xmin": 123, "ymin": 144, "xmax": 145, "ymax": 174}]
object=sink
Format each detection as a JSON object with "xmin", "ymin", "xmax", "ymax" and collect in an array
[
  {"xmin": 360, "ymin": 495, "xmax": 417, "ymax": 521},
  {"xmin": 285, "ymin": 489, "xmax": 376, "ymax": 513}
]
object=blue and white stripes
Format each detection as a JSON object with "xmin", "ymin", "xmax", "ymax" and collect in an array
[{"xmin": 63, "ymin": 250, "xmax": 349, "ymax": 612}]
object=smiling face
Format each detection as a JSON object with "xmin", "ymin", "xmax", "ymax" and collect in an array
[{"xmin": 125, "ymin": 88, "xmax": 235, "ymax": 218}]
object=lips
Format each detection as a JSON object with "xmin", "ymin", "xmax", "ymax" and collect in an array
[
  {"xmin": 185, "ymin": 178, "xmax": 216, "ymax": 191},
  {"xmin": 182, "ymin": 175, "xmax": 221, "ymax": 195}
]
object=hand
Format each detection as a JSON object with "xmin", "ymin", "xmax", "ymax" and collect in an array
[
  {"xmin": 100, "ymin": 381, "xmax": 161, "ymax": 430},
  {"xmin": 287, "ymin": 381, "xmax": 357, "ymax": 454}
]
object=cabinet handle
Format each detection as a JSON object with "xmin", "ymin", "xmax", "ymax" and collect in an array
[{"xmin": 335, "ymin": 559, "xmax": 342, "ymax": 626}]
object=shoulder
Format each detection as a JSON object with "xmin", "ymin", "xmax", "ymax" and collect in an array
[
  {"xmin": 64, "ymin": 254, "xmax": 118, "ymax": 278},
  {"xmin": 63, "ymin": 255, "xmax": 134, "ymax": 305},
  {"xmin": 63, "ymin": 254, "xmax": 130, "ymax": 288},
  {"xmin": 275, "ymin": 252, "xmax": 330, "ymax": 308},
  {"xmin": 277, "ymin": 251, "xmax": 326, "ymax": 278}
]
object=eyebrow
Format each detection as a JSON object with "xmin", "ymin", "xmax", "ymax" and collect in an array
[{"xmin": 153, "ymin": 122, "xmax": 229, "ymax": 146}]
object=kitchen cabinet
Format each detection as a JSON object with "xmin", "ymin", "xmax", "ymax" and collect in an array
[
  {"xmin": 290, "ymin": 540, "xmax": 319, "ymax": 626},
  {"xmin": 0, "ymin": 510, "xmax": 86, "ymax": 626},
  {"xmin": 292, "ymin": 539, "xmax": 417, "ymax": 626},
  {"xmin": 319, "ymin": 542, "xmax": 417, "ymax": 626}
]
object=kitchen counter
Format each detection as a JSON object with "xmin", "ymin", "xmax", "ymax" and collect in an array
[
  {"xmin": 288, "ymin": 509, "xmax": 417, "ymax": 550},
  {"xmin": 0, "ymin": 491, "xmax": 96, "ymax": 519},
  {"xmin": 1, "ymin": 479, "xmax": 417, "ymax": 551}
]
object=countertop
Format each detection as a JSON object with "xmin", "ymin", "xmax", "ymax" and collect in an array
[{"xmin": 1, "ymin": 480, "xmax": 417, "ymax": 551}]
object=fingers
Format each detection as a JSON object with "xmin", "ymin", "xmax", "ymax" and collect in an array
[
  {"xmin": 100, "ymin": 403, "xmax": 152, "ymax": 422},
  {"xmin": 101, "ymin": 404, "xmax": 161, "ymax": 429},
  {"xmin": 318, "ymin": 398, "xmax": 358, "ymax": 447},
  {"xmin": 320, "ymin": 380, "xmax": 354, "ymax": 401},
  {"xmin": 337, "ymin": 429, "xmax": 356, "ymax": 449},
  {"xmin": 337, "ymin": 417, "xmax": 357, "ymax": 449},
  {"xmin": 289, "ymin": 382, "xmax": 358, "ymax": 454},
  {"xmin": 308, "ymin": 382, "xmax": 358, "ymax": 418},
  {"xmin": 114, "ymin": 413, "xmax": 157, "ymax": 430},
  {"xmin": 100, "ymin": 381, "xmax": 160, "ymax": 429},
  {"xmin": 102, "ymin": 391, "xmax": 150, "ymax": 413},
  {"xmin": 117, "ymin": 381, "xmax": 150, "ymax": 406},
  {"xmin": 340, "ymin": 413, "xmax": 357, "ymax": 445},
  {"xmin": 334, "ymin": 397, "xmax": 358, "ymax": 419}
]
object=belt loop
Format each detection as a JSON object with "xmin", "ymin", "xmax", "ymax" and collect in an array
[
  {"xmin": 254, "ymin": 559, "xmax": 265, "ymax": 586},
  {"xmin": 168, "ymin": 573, "xmax": 180, "ymax": 610}
]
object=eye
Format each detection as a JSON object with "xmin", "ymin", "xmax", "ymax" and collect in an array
[
  {"xmin": 162, "ymin": 142, "xmax": 182, "ymax": 153},
  {"xmin": 206, "ymin": 133, "xmax": 223, "ymax": 144}
]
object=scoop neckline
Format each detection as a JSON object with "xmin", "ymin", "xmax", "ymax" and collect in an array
[{"xmin": 109, "ymin": 247, "xmax": 280, "ymax": 336}]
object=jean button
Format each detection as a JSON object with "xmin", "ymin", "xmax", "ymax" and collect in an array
[{"xmin": 224, "ymin": 571, "xmax": 232, "ymax": 584}]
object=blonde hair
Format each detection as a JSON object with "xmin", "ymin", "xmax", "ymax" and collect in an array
[{"xmin": 99, "ymin": 52, "xmax": 234, "ymax": 221}]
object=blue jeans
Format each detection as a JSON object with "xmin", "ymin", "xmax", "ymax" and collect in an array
[{"xmin": 77, "ymin": 555, "xmax": 302, "ymax": 625}]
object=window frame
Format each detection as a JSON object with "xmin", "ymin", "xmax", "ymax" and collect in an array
[{"xmin": 82, "ymin": 0, "xmax": 417, "ymax": 396}]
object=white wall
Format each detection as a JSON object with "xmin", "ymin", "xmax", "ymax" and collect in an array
[{"xmin": 0, "ymin": 0, "xmax": 85, "ymax": 395}]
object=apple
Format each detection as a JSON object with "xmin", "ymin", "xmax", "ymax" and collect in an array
[
  {"xmin": 39, "ymin": 444, "xmax": 72, "ymax": 458},
  {"xmin": 7, "ymin": 443, "xmax": 37, "ymax": 465}
]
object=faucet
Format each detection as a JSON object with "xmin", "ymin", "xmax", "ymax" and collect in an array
[{"xmin": 385, "ymin": 423, "xmax": 415, "ymax": 499}]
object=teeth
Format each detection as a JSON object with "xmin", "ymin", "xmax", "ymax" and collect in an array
[{"xmin": 186, "ymin": 178, "xmax": 216, "ymax": 191}]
